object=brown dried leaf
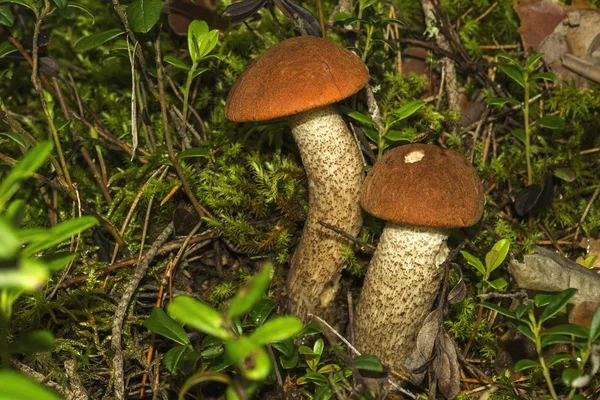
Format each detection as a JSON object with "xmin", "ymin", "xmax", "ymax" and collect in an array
[
  {"xmin": 406, "ymin": 307, "xmax": 442, "ymax": 383},
  {"xmin": 434, "ymin": 332, "xmax": 461, "ymax": 399},
  {"xmin": 447, "ymin": 263, "xmax": 466, "ymax": 304}
]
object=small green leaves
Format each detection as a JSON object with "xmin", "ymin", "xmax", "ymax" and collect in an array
[
  {"xmin": 144, "ymin": 307, "xmax": 190, "ymax": 345},
  {"xmin": 188, "ymin": 20, "xmax": 219, "ymax": 63},
  {"xmin": 225, "ymin": 336, "xmax": 271, "ymax": 380},
  {"xmin": 127, "ymin": 0, "xmax": 162, "ymax": 33},
  {"xmin": 51, "ymin": 0, "xmax": 65, "ymax": 9},
  {"xmin": 74, "ymin": 28, "xmax": 125, "ymax": 52},
  {"xmin": 347, "ymin": 111, "xmax": 378, "ymax": 128},
  {"xmin": 387, "ymin": 100, "xmax": 426, "ymax": 126},
  {"xmin": 168, "ymin": 296, "xmax": 229, "ymax": 340},
  {"xmin": 0, "ymin": 0, "xmax": 39, "ymax": 17},
  {"xmin": 0, "ymin": 5, "xmax": 14, "ymax": 26},
  {"xmin": 228, "ymin": 263, "xmax": 271, "ymax": 319},
  {"xmin": 9, "ymin": 330, "xmax": 55, "ymax": 354},
  {"xmin": 590, "ymin": 301, "xmax": 600, "ymax": 341},
  {"xmin": 66, "ymin": 2, "xmax": 94, "ymax": 24}
]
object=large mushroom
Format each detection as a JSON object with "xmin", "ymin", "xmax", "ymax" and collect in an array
[
  {"xmin": 225, "ymin": 36, "xmax": 369, "ymax": 322},
  {"xmin": 353, "ymin": 144, "xmax": 484, "ymax": 373}
]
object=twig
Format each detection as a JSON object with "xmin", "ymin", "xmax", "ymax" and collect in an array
[
  {"xmin": 111, "ymin": 223, "xmax": 174, "ymax": 400},
  {"xmin": 64, "ymin": 359, "xmax": 89, "ymax": 400},
  {"xmin": 318, "ymin": 220, "xmax": 376, "ymax": 253},
  {"xmin": 574, "ymin": 187, "xmax": 600, "ymax": 242},
  {"xmin": 11, "ymin": 358, "xmax": 75, "ymax": 400}
]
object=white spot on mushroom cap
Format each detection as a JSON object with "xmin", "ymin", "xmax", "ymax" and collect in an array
[{"xmin": 404, "ymin": 150, "xmax": 425, "ymax": 163}]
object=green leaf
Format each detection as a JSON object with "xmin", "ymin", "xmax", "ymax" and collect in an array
[
  {"xmin": 353, "ymin": 354, "xmax": 384, "ymax": 372},
  {"xmin": 389, "ymin": 100, "xmax": 426, "ymax": 123},
  {"xmin": 487, "ymin": 277, "xmax": 507, "ymax": 290},
  {"xmin": 539, "ymin": 288, "xmax": 577, "ymax": 323},
  {"xmin": 0, "ymin": 370, "xmax": 62, "ymax": 399},
  {"xmin": 74, "ymin": 28, "xmax": 125, "ymax": 52},
  {"xmin": 461, "ymin": 251, "xmax": 485, "ymax": 275},
  {"xmin": 9, "ymin": 330, "xmax": 54, "ymax": 354},
  {"xmin": 534, "ymin": 293, "xmax": 554, "ymax": 307},
  {"xmin": 225, "ymin": 337, "xmax": 271, "ymax": 380},
  {"xmin": 481, "ymin": 302, "xmax": 516, "ymax": 319},
  {"xmin": 562, "ymin": 368, "xmax": 582, "ymax": 386},
  {"xmin": 249, "ymin": 316, "xmax": 303, "ymax": 345},
  {"xmin": 487, "ymin": 97, "xmax": 521, "ymax": 107},
  {"xmin": 164, "ymin": 54, "xmax": 190, "ymax": 70},
  {"xmin": 1, "ymin": 132, "xmax": 31, "ymax": 149},
  {"xmin": 590, "ymin": 300, "xmax": 600, "ymax": 341},
  {"xmin": 547, "ymin": 353, "xmax": 572, "ymax": 367},
  {"xmin": 347, "ymin": 111, "xmax": 378, "ymax": 128},
  {"xmin": 0, "ymin": 142, "xmax": 52, "ymax": 212},
  {"xmin": 192, "ymin": 67, "xmax": 209, "ymax": 79},
  {"xmin": 532, "ymin": 71, "xmax": 557, "ymax": 82},
  {"xmin": 227, "ymin": 263, "xmax": 272, "ymax": 319},
  {"xmin": 486, "ymin": 239, "xmax": 510, "ymax": 273},
  {"xmin": 51, "ymin": 0, "xmax": 65, "ymax": 9},
  {"xmin": 144, "ymin": 307, "xmax": 190, "ymax": 345},
  {"xmin": 66, "ymin": 1, "xmax": 94, "ymax": 24},
  {"xmin": 23, "ymin": 216, "xmax": 98, "ymax": 257},
  {"xmin": 188, "ymin": 19, "xmax": 208, "ymax": 61},
  {"xmin": 179, "ymin": 147, "xmax": 210, "ymax": 159},
  {"xmin": 535, "ymin": 115, "xmax": 565, "ymax": 130},
  {"xmin": 498, "ymin": 64, "xmax": 525, "ymax": 88},
  {"xmin": 0, "ymin": 258, "xmax": 49, "ymax": 291},
  {"xmin": 384, "ymin": 129, "xmax": 414, "ymax": 142},
  {"xmin": 163, "ymin": 345, "xmax": 188, "ymax": 373},
  {"xmin": 333, "ymin": 12, "xmax": 351, "ymax": 21},
  {"xmin": 542, "ymin": 334, "xmax": 574, "ymax": 347},
  {"xmin": 250, "ymin": 298, "xmax": 276, "ymax": 326},
  {"xmin": 511, "ymin": 128, "xmax": 526, "ymax": 144},
  {"xmin": 39, "ymin": 252, "xmax": 77, "ymax": 271},
  {"xmin": 496, "ymin": 53, "xmax": 522, "ymax": 67},
  {"xmin": 0, "ymin": 5, "xmax": 14, "ymax": 26},
  {"xmin": 0, "ymin": 0, "xmax": 38, "ymax": 16},
  {"xmin": 515, "ymin": 322, "xmax": 535, "ymax": 341},
  {"xmin": 543, "ymin": 324, "xmax": 590, "ymax": 339},
  {"xmin": 279, "ymin": 351, "xmax": 299, "ymax": 369},
  {"xmin": 514, "ymin": 359, "xmax": 540, "ymax": 372},
  {"xmin": 271, "ymin": 338, "xmax": 294, "ymax": 358},
  {"xmin": 553, "ymin": 167, "xmax": 576, "ymax": 182},
  {"xmin": 168, "ymin": 296, "xmax": 229, "ymax": 340},
  {"xmin": 0, "ymin": 41, "xmax": 16, "ymax": 58},
  {"xmin": 0, "ymin": 217, "xmax": 20, "ymax": 259},
  {"xmin": 127, "ymin": 0, "xmax": 161, "ymax": 33},
  {"xmin": 6, "ymin": 199, "xmax": 25, "ymax": 225},
  {"xmin": 524, "ymin": 53, "xmax": 544, "ymax": 70}
]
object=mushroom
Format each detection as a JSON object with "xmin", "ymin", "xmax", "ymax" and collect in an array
[
  {"xmin": 353, "ymin": 144, "xmax": 484, "ymax": 373},
  {"xmin": 225, "ymin": 36, "xmax": 369, "ymax": 322}
]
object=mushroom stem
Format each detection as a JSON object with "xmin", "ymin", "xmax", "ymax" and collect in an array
[
  {"xmin": 353, "ymin": 223, "xmax": 450, "ymax": 373},
  {"xmin": 286, "ymin": 104, "xmax": 364, "ymax": 323}
]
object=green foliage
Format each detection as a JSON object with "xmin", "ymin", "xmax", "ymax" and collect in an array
[
  {"xmin": 0, "ymin": 143, "xmax": 97, "ymax": 398},
  {"xmin": 146, "ymin": 264, "xmax": 304, "ymax": 399},
  {"xmin": 483, "ymin": 289, "xmax": 600, "ymax": 399}
]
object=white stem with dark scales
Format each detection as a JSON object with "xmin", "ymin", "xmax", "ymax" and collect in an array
[
  {"xmin": 353, "ymin": 223, "xmax": 450, "ymax": 373},
  {"xmin": 286, "ymin": 104, "xmax": 364, "ymax": 324}
]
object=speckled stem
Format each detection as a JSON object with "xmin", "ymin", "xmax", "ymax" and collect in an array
[
  {"xmin": 286, "ymin": 105, "xmax": 364, "ymax": 324},
  {"xmin": 353, "ymin": 223, "xmax": 449, "ymax": 373}
]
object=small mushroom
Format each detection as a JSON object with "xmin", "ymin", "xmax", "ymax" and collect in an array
[
  {"xmin": 353, "ymin": 144, "xmax": 484, "ymax": 373},
  {"xmin": 225, "ymin": 36, "xmax": 369, "ymax": 322}
]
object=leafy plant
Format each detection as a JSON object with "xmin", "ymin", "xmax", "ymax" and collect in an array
[
  {"xmin": 145, "ymin": 263, "xmax": 303, "ymax": 399},
  {"xmin": 483, "ymin": 288, "xmax": 600, "ymax": 400},
  {"xmin": 487, "ymin": 53, "xmax": 562, "ymax": 187},
  {"xmin": 0, "ymin": 142, "xmax": 97, "ymax": 398},
  {"xmin": 462, "ymin": 238, "xmax": 510, "ymax": 293},
  {"xmin": 347, "ymin": 99, "xmax": 427, "ymax": 158}
]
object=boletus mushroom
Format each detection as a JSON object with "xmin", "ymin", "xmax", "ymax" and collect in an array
[
  {"xmin": 225, "ymin": 36, "xmax": 369, "ymax": 322},
  {"xmin": 353, "ymin": 144, "xmax": 484, "ymax": 373}
]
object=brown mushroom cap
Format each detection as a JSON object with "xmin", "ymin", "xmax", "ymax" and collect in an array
[
  {"xmin": 361, "ymin": 144, "xmax": 484, "ymax": 228},
  {"xmin": 225, "ymin": 36, "xmax": 369, "ymax": 122}
]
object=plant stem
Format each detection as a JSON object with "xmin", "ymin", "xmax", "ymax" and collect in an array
[
  {"xmin": 533, "ymin": 323, "xmax": 559, "ymax": 400},
  {"xmin": 523, "ymin": 79, "xmax": 532, "ymax": 186},
  {"xmin": 182, "ymin": 62, "xmax": 198, "ymax": 125},
  {"xmin": 0, "ymin": 290, "xmax": 11, "ymax": 368}
]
